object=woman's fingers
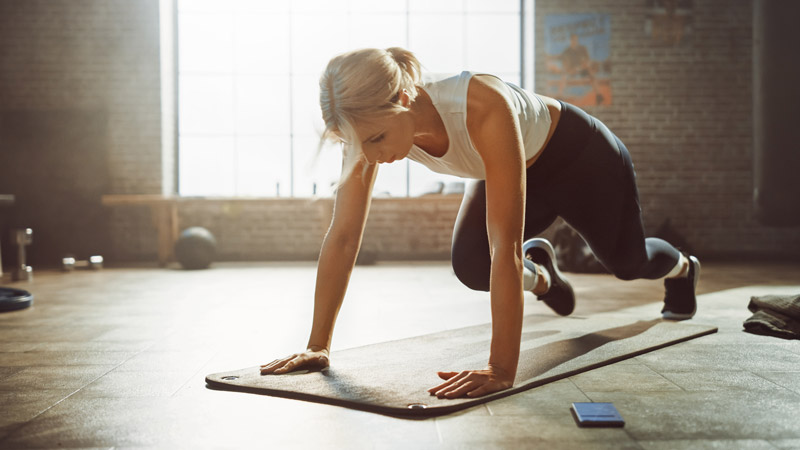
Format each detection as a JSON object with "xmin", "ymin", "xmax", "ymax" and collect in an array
[
  {"xmin": 428, "ymin": 369, "xmax": 511, "ymax": 399},
  {"xmin": 465, "ymin": 383, "xmax": 494, "ymax": 398},
  {"xmin": 260, "ymin": 355, "xmax": 295, "ymax": 374},
  {"xmin": 442, "ymin": 380, "xmax": 479, "ymax": 399},
  {"xmin": 428, "ymin": 371, "xmax": 467, "ymax": 394},
  {"xmin": 260, "ymin": 357, "xmax": 287, "ymax": 369},
  {"xmin": 274, "ymin": 355, "xmax": 309, "ymax": 373}
]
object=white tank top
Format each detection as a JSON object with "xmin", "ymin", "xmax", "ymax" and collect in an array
[{"xmin": 406, "ymin": 71, "xmax": 552, "ymax": 180}]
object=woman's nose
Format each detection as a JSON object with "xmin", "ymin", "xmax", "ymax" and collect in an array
[{"xmin": 365, "ymin": 148, "xmax": 383, "ymax": 164}]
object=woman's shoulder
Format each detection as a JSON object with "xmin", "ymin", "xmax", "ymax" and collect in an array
[{"xmin": 466, "ymin": 74, "xmax": 516, "ymax": 117}]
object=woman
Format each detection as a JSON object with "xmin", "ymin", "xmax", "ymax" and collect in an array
[{"xmin": 260, "ymin": 48, "xmax": 700, "ymax": 400}]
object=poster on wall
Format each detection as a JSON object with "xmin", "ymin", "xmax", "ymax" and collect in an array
[
  {"xmin": 544, "ymin": 14, "xmax": 612, "ymax": 107},
  {"xmin": 644, "ymin": 0, "xmax": 693, "ymax": 46}
]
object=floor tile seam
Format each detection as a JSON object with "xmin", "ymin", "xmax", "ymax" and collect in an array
[
  {"xmin": 639, "ymin": 362, "xmax": 687, "ymax": 393},
  {"xmin": 661, "ymin": 370, "xmax": 761, "ymax": 394},
  {"xmin": 636, "ymin": 359, "xmax": 753, "ymax": 374},
  {"xmin": 0, "ymin": 365, "xmax": 25, "ymax": 383},
  {"xmin": 767, "ymin": 438, "xmax": 800, "ymax": 449},
  {"xmin": 434, "ymin": 416, "xmax": 444, "ymax": 445},
  {"xmin": 635, "ymin": 438, "xmax": 781, "ymax": 447},
  {"xmin": 168, "ymin": 351, "xmax": 220, "ymax": 397},
  {"xmin": 623, "ymin": 428, "xmax": 646, "ymax": 449},
  {"xmin": 566, "ymin": 377, "xmax": 593, "ymax": 402},
  {"xmin": 0, "ymin": 336, "xmax": 162, "ymax": 442},
  {"xmin": 749, "ymin": 371, "xmax": 800, "ymax": 396}
]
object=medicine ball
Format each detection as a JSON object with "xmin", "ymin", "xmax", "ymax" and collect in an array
[{"xmin": 174, "ymin": 226, "xmax": 217, "ymax": 270}]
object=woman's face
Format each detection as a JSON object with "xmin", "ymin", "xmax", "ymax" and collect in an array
[{"xmin": 352, "ymin": 111, "xmax": 415, "ymax": 164}]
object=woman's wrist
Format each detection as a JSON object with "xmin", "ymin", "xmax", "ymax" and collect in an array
[{"xmin": 306, "ymin": 344, "xmax": 329, "ymax": 354}]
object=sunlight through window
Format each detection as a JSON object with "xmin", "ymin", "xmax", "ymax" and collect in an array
[{"xmin": 178, "ymin": 0, "xmax": 522, "ymax": 197}]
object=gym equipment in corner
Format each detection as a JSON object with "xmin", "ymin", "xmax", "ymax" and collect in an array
[
  {"xmin": 11, "ymin": 228, "xmax": 33, "ymax": 282},
  {"xmin": 174, "ymin": 226, "xmax": 217, "ymax": 270},
  {"xmin": 0, "ymin": 287, "xmax": 33, "ymax": 313},
  {"xmin": 62, "ymin": 255, "xmax": 104, "ymax": 272}
]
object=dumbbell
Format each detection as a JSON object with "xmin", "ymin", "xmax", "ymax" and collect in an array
[
  {"xmin": 62, "ymin": 255, "xmax": 104, "ymax": 272},
  {"xmin": 12, "ymin": 228, "xmax": 33, "ymax": 282}
]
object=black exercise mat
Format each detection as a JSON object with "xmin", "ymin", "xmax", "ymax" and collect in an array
[{"xmin": 206, "ymin": 314, "xmax": 716, "ymax": 417}]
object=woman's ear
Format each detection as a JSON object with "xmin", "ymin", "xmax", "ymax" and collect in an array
[{"xmin": 399, "ymin": 89, "xmax": 411, "ymax": 107}]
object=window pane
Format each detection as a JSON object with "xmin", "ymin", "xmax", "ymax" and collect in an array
[
  {"xmin": 409, "ymin": 14, "xmax": 464, "ymax": 74},
  {"xmin": 408, "ymin": 162, "xmax": 462, "ymax": 196},
  {"xmin": 179, "ymin": 75, "xmax": 235, "ymax": 135},
  {"xmin": 312, "ymin": 141, "xmax": 346, "ymax": 197},
  {"xmin": 232, "ymin": 0, "xmax": 289, "ymax": 14},
  {"xmin": 349, "ymin": 13, "xmax": 408, "ymax": 49},
  {"xmin": 349, "ymin": 0, "xmax": 406, "ymax": 13},
  {"xmin": 292, "ymin": 74, "xmax": 324, "ymax": 138},
  {"xmin": 466, "ymin": 0, "xmax": 519, "ymax": 13},
  {"xmin": 178, "ymin": 1, "xmax": 523, "ymax": 197},
  {"xmin": 236, "ymin": 136, "xmax": 290, "ymax": 196},
  {"xmin": 179, "ymin": 13, "xmax": 234, "ymax": 74},
  {"xmin": 179, "ymin": 136, "xmax": 236, "ymax": 196},
  {"xmin": 409, "ymin": 0, "xmax": 463, "ymax": 14},
  {"xmin": 466, "ymin": 14, "xmax": 520, "ymax": 74},
  {"xmin": 234, "ymin": 13, "xmax": 290, "ymax": 74},
  {"xmin": 293, "ymin": 136, "xmax": 341, "ymax": 197},
  {"xmin": 235, "ymin": 75, "xmax": 291, "ymax": 135},
  {"xmin": 373, "ymin": 160, "xmax": 408, "ymax": 197},
  {"xmin": 178, "ymin": 0, "xmax": 233, "ymax": 13},
  {"xmin": 291, "ymin": 14, "xmax": 350, "ymax": 75},
  {"xmin": 291, "ymin": 0, "xmax": 349, "ymax": 14}
]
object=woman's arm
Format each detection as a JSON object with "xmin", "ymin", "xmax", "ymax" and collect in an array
[
  {"xmin": 429, "ymin": 75, "xmax": 526, "ymax": 398},
  {"xmin": 307, "ymin": 158, "xmax": 378, "ymax": 351},
  {"xmin": 261, "ymin": 157, "xmax": 377, "ymax": 375}
]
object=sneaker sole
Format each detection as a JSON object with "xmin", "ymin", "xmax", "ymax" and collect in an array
[
  {"xmin": 523, "ymin": 238, "xmax": 575, "ymax": 316},
  {"xmin": 662, "ymin": 255, "xmax": 700, "ymax": 320}
]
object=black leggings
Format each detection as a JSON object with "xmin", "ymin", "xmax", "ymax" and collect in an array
[{"xmin": 451, "ymin": 101, "xmax": 680, "ymax": 292}]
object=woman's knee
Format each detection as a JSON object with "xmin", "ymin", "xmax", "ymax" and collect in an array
[
  {"xmin": 450, "ymin": 249, "xmax": 490, "ymax": 292},
  {"xmin": 612, "ymin": 267, "xmax": 641, "ymax": 281},
  {"xmin": 603, "ymin": 260, "xmax": 643, "ymax": 281}
]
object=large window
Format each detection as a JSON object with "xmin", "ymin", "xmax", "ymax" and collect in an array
[{"xmin": 177, "ymin": 0, "xmax": 524, "ymax": 197}]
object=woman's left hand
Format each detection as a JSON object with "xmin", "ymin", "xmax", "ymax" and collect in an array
[{"xmin": 428, "ymin": 365, "xmax": 514, "ymax": 399}]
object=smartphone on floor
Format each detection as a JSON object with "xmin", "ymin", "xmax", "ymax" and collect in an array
[{"xmin": 571, "ymin": 402, "xmax": 625, "ymax": 427}]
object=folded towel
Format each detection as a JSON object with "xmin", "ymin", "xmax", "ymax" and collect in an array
[{"xmin": 743, "ymin": 294, "xmax": 800, "ymax": 340}]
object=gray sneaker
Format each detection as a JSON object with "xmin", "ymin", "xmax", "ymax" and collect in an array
[
  {"xmin": 662, "ymin": 255, "xmax": 700, "ymax": 320},
  {"xmin": 523, "ymin": 238, "xmax": 575, "ymax": 316}
]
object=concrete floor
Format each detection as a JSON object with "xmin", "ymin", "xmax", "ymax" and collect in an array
[{"xmin": 0, "ymin": 261, "xmax": 798, "ymax": 449}]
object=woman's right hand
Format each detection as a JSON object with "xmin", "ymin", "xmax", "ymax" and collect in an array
[{"xmin": 260, "ymin": 348, "xmax": 330, "ymax": 375}]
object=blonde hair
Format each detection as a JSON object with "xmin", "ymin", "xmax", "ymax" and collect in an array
[{"xmin": 317, "ymin": 47, "xmax": 422, "ymax": 183}]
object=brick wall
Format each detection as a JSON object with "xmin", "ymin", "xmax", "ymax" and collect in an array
[
  {"xmin": 535, "ymin": 0, "xmax": 800, "ymax": 258},
  {"xmin": 0, "ymin": 0, "xmax": 163, "ymax": 195},
  {"xmin": 108, "ymin": 196, "xmax": 464, "ymax": 262}
]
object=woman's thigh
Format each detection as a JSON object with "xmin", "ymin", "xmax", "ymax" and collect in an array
[
  {"xmin": 451, "ymin": 179, "xmax": 558, "ymax": 290},
  {"xmin": 543, "ymin": 127, "xmax": 649, "ymax": 276}
]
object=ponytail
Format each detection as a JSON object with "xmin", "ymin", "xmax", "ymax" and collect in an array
[{"xmin": 385, "ymin": 47, "xmax": 421, "ymax": 94}]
